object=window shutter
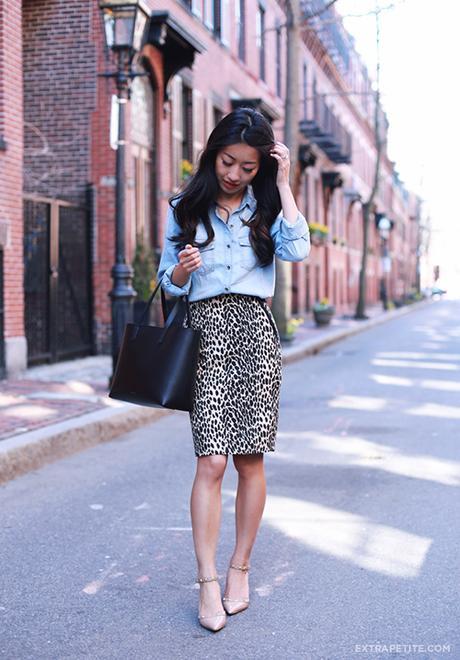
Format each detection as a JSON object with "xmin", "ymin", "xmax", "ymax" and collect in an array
[
  {"xmin": 204, "ymin": 95, "xmax": 214, "ymax": 139},
  {"xmin": 171, "ymin": 75, "xmax": 183, "ymax": 191},
  {"xmin": 192, "ymin": 89, "xmax": 205, "ymax": 167},
  {"xmin": 221, "ymin": 0, "xmax": 230, "ymax": 45}
]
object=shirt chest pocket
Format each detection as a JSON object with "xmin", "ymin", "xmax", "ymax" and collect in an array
[
  {"xmin": 238, "ymin": 225, "xmax": 258, "ymax": 271},
  {"xmin": 195, "ymin": 224, "xmax": 216, "ymax": 275}
]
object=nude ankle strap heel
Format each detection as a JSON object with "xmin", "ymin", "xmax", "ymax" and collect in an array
[
  {"xmin": 196, "ymin": 575, "xmax": 227, "ymax": 632},
  {"xmin": 222, "ymin": 564, "xmax": 250, "ymax": 615}
]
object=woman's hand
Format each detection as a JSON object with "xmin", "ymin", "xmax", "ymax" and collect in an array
[
  {"xmin": 179, "ymin": 244, "xmax": 202, "ymax": 273},
  {"xmin": 172, "ymin": 244, "xmax": 202, "ymax": 287},
  {"xmin": 270, "ymin": 141, "xmax": 290, "ymax": 187}
]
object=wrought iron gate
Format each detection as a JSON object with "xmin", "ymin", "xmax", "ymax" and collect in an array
[{"xmin": 24, "ymin": 195, "xmax": 93, "ymax": 365}]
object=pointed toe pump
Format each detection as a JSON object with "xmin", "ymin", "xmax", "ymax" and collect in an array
[
  {"xmin": 196, "ymin": 575, "xmax": 227, "ymax": 632},
  {"xmin": 222, "ymin": 563, "xmax": 250, "ymax": 615}
]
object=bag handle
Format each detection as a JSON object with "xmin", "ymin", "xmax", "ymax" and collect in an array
[{"xmin": 137, "ymin": 274, "xmax": 192, "ymax": 328}]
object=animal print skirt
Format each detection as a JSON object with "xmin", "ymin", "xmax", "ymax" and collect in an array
[{"xmin": 188, "ymin": 293, "xmax": 283, "ymax": 457}]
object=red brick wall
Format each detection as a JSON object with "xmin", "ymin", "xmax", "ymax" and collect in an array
[
  {"xmin": 22, "ymin": 0, "xmax": 96, "ymax": 204},
  {"xmin": 0, "ymin": 0, "xmax": 24, "ymax": 344}
]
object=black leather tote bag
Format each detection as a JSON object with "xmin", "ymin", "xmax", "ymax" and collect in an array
[{"xmin": 108, "ymin": 278, "xmax": 201, "ymax": 412}]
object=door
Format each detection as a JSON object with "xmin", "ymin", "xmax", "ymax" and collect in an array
[{"xmin": 23, "ymin": 196, "xmax": 93, "ymax": 365}]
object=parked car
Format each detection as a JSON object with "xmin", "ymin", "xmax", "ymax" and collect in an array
[{"xmin": 431, "ymin": 286, "xmax": 447, "ymax": 297}]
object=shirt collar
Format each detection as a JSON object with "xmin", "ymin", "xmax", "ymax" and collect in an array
[
  {"xmin": 242, "ymin": 185, "xmax": 257, "ymax": 213},
  {"xmin": 212, "ymin": 184, "xmax": 257, "ymax": 220}
]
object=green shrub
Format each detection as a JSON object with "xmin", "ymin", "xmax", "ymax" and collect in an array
[{"xmin": 132, "ymin": 235, "xmax": 157, "ymax": 302}]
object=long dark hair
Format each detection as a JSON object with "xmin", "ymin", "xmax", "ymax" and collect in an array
[{"xmin": 169, "ymin": 107, "xmax": 281, "ymax": 267}]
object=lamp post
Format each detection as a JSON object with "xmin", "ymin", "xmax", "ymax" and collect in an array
[
  {"xmin": 99, "ymin": 1, "xmax": 150, "ymax": 381},
  {"xmin": 377, "ymin": 214, "xmax": 391, "ymax": 311}
]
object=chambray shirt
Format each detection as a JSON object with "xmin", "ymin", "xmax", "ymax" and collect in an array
[{"xmin": 157, "ymin": 185, "xmax": 311, "ymax": 302}]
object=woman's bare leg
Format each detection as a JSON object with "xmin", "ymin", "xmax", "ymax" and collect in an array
[
  {"xmin": 190, "ymin": 454, "xmax": 228, "ymax": 617},
  {"xmin": 225, "ymin": 453, "xmax": 266, "ymax": 600}
]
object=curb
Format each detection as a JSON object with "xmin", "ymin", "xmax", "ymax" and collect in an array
[
  {"xmin": 0, "ymin": 299, "xmax": 432, "ymax": 486},
  {"xmin": 0, "ymin": 404, "xmax": 170, "ymax": 486}
]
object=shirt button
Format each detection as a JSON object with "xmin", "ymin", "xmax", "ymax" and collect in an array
[
  {"xmin": 225, "ymin": 287, "xmax": 229, "ymax": 291},
  {"xmin": 230, "ymin": 224, "xmax": 234, "ymax": 228},
  {"xmin": 227, "ymin": 244, "xmax": 231, "ymax": 248},
  {"xmin": 227, "ymin": 265, "xmax": 231, "ymax": 270}
]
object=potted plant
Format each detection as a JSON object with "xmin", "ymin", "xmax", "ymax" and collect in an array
[
  {"xmin": 132, "ymin": 234, "xmax": 158, "ymax": 324},
  {"xmin": 313, "ymin": 297, "xmax": 335, "ymax": 326},
  {"xmin": 283, "ymin": 316, "xmax": 304, "ymax": 342},
  {"xmin": 308, "ymin": 222, "xmax": 329, "ymax": 246},
  {"xmin": 180, "ymin": 158, "xmax": 194, "ymax": 183}
]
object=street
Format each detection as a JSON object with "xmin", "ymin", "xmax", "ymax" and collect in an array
[{"xmin": 1, "ymin": 299, "xmax": 459, "ymax": 660}]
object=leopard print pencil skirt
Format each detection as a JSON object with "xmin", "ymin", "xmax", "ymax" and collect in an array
[{"xmin": 187, "ymin": 293, "xmax": 282, "ymax": 457}]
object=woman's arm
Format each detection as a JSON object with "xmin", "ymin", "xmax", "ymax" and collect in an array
[
  {"xmin": 157, "ymin": 205, "xmax": 203, "ymax": 295},
  {"xmin": 269, "ymin": 142, "xmax": 311, "ymax": 261},
  {"xmin": 270, "ymin": 210, "xmax": 311, "ymax": 261},
  {"xmin": 277, "ymin": 182, "xmax": 299, "ymax": 225},
  {"xmin": 157, "ymin": 205, "xmax": 192, "ymax": 296}
]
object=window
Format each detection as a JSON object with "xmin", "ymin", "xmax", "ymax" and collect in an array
[
  {"xmin": 213, "ymin": 0, "xmax": 221, "ymax": 36},
  {"xmin": 204, "ymin": 0, "xmax": 214, "ymax": 28},
  {"xmin": 213, "ymin": 0, "xmax": 229, "ymax": 44},
  {"xmin": 236, "ymin": 0, "xmax": 246, "ymax": 61},
  {"xmin": 130, "ymin": 69, "xmax": 156, "ymax": 245},
  {"xmin": 276, "ymin": 20, "xmax": 282, "ymax": 97},
  {"xmin": 182, "ymin": 84, "xmax": 193, "ymax": 163},
  {"xmin": 256, "ymin": 4, "xmax": 265, "ymax": 81},
  {"xmin": 192, "ymin": 0, "xmax": 202, "ymax": 18},
  {"xmin": 171, "ymin": 76, "xmax": 194, "ymax": 191}
]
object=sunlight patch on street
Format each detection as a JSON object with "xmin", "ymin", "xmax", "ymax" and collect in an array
[
  {"xmin": 372, "ymin": 358, "xmax": 458, "ymax": 371},
  {"xmin": 328, "ymin": 395, "xmax": 387, "ymax": 411},
  {"xmin": 420, "ymin": 379, "xmax": 460, "ymax": 392},
  {"xmin": 406, "ymin": 403, "xmax": 460, "ymax": 420},
  {"xmin": 274, "ymin": 431, "xmax": 460, "ymax": 486},
  {"xmin": 375, "ymin": 351, "xmax": 460, "ymax": 361},
  {"xmin": 370, "ymin": 374, "xmax": 413, "ymax": 386},
  {"xmin": 261, "ymin": 494, "xmax": 432, "ymax": 578},
  {"xmin": 371, "ymin": 374, "xmax": 460, "ymax": 392}
]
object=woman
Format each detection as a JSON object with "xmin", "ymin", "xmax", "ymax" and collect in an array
[{"xmin": 157, "ymin": 107, "xmax": 310, "ymax": 632}]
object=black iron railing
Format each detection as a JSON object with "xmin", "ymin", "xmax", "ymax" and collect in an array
[{"xmin": 300, "ymin": 93, "xmax": 352, "ymax": 164}]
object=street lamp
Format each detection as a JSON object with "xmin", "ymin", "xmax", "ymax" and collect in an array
[
  {"xmin": 101, "ymin": 0, "xmax": 149, "ymax": 53},
  {"xmin": 99, "ymin": 1, "xmax": 150, "ymax": 381},
  {"xmin": 376, "ymin": 214, "xmax": 392, "ymax": 310}
]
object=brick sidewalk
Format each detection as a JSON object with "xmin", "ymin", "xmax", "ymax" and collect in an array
[{"xmin": 0, "ymin": 366, "xmax": 110, "ymax": 441}]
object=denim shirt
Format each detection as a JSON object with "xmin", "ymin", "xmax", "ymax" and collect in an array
[{"xmin": 157, "ymin": 185, "xmax": 311, "ymax": 302}]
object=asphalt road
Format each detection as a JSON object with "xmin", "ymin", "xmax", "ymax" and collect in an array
[{"xmin": 1, "ymin": 299, "xmax": 459, "ymax": 660}]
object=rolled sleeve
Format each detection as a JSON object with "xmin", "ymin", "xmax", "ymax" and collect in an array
[
  {"xmin": 157, "ymin": 203, "xmax": 192, "ymax": 297},
  {"xmin": 161, "ymin": 263, "xmax": 191, "ymax": 297},
  {"xmin": 271, "ymin": 211, "xmax": 311, "ymax": 261}
]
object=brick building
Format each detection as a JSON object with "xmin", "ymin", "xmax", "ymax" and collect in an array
[{"xmin": 0, "ymin": 0, "xmax": 421, "ymax": 378}]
